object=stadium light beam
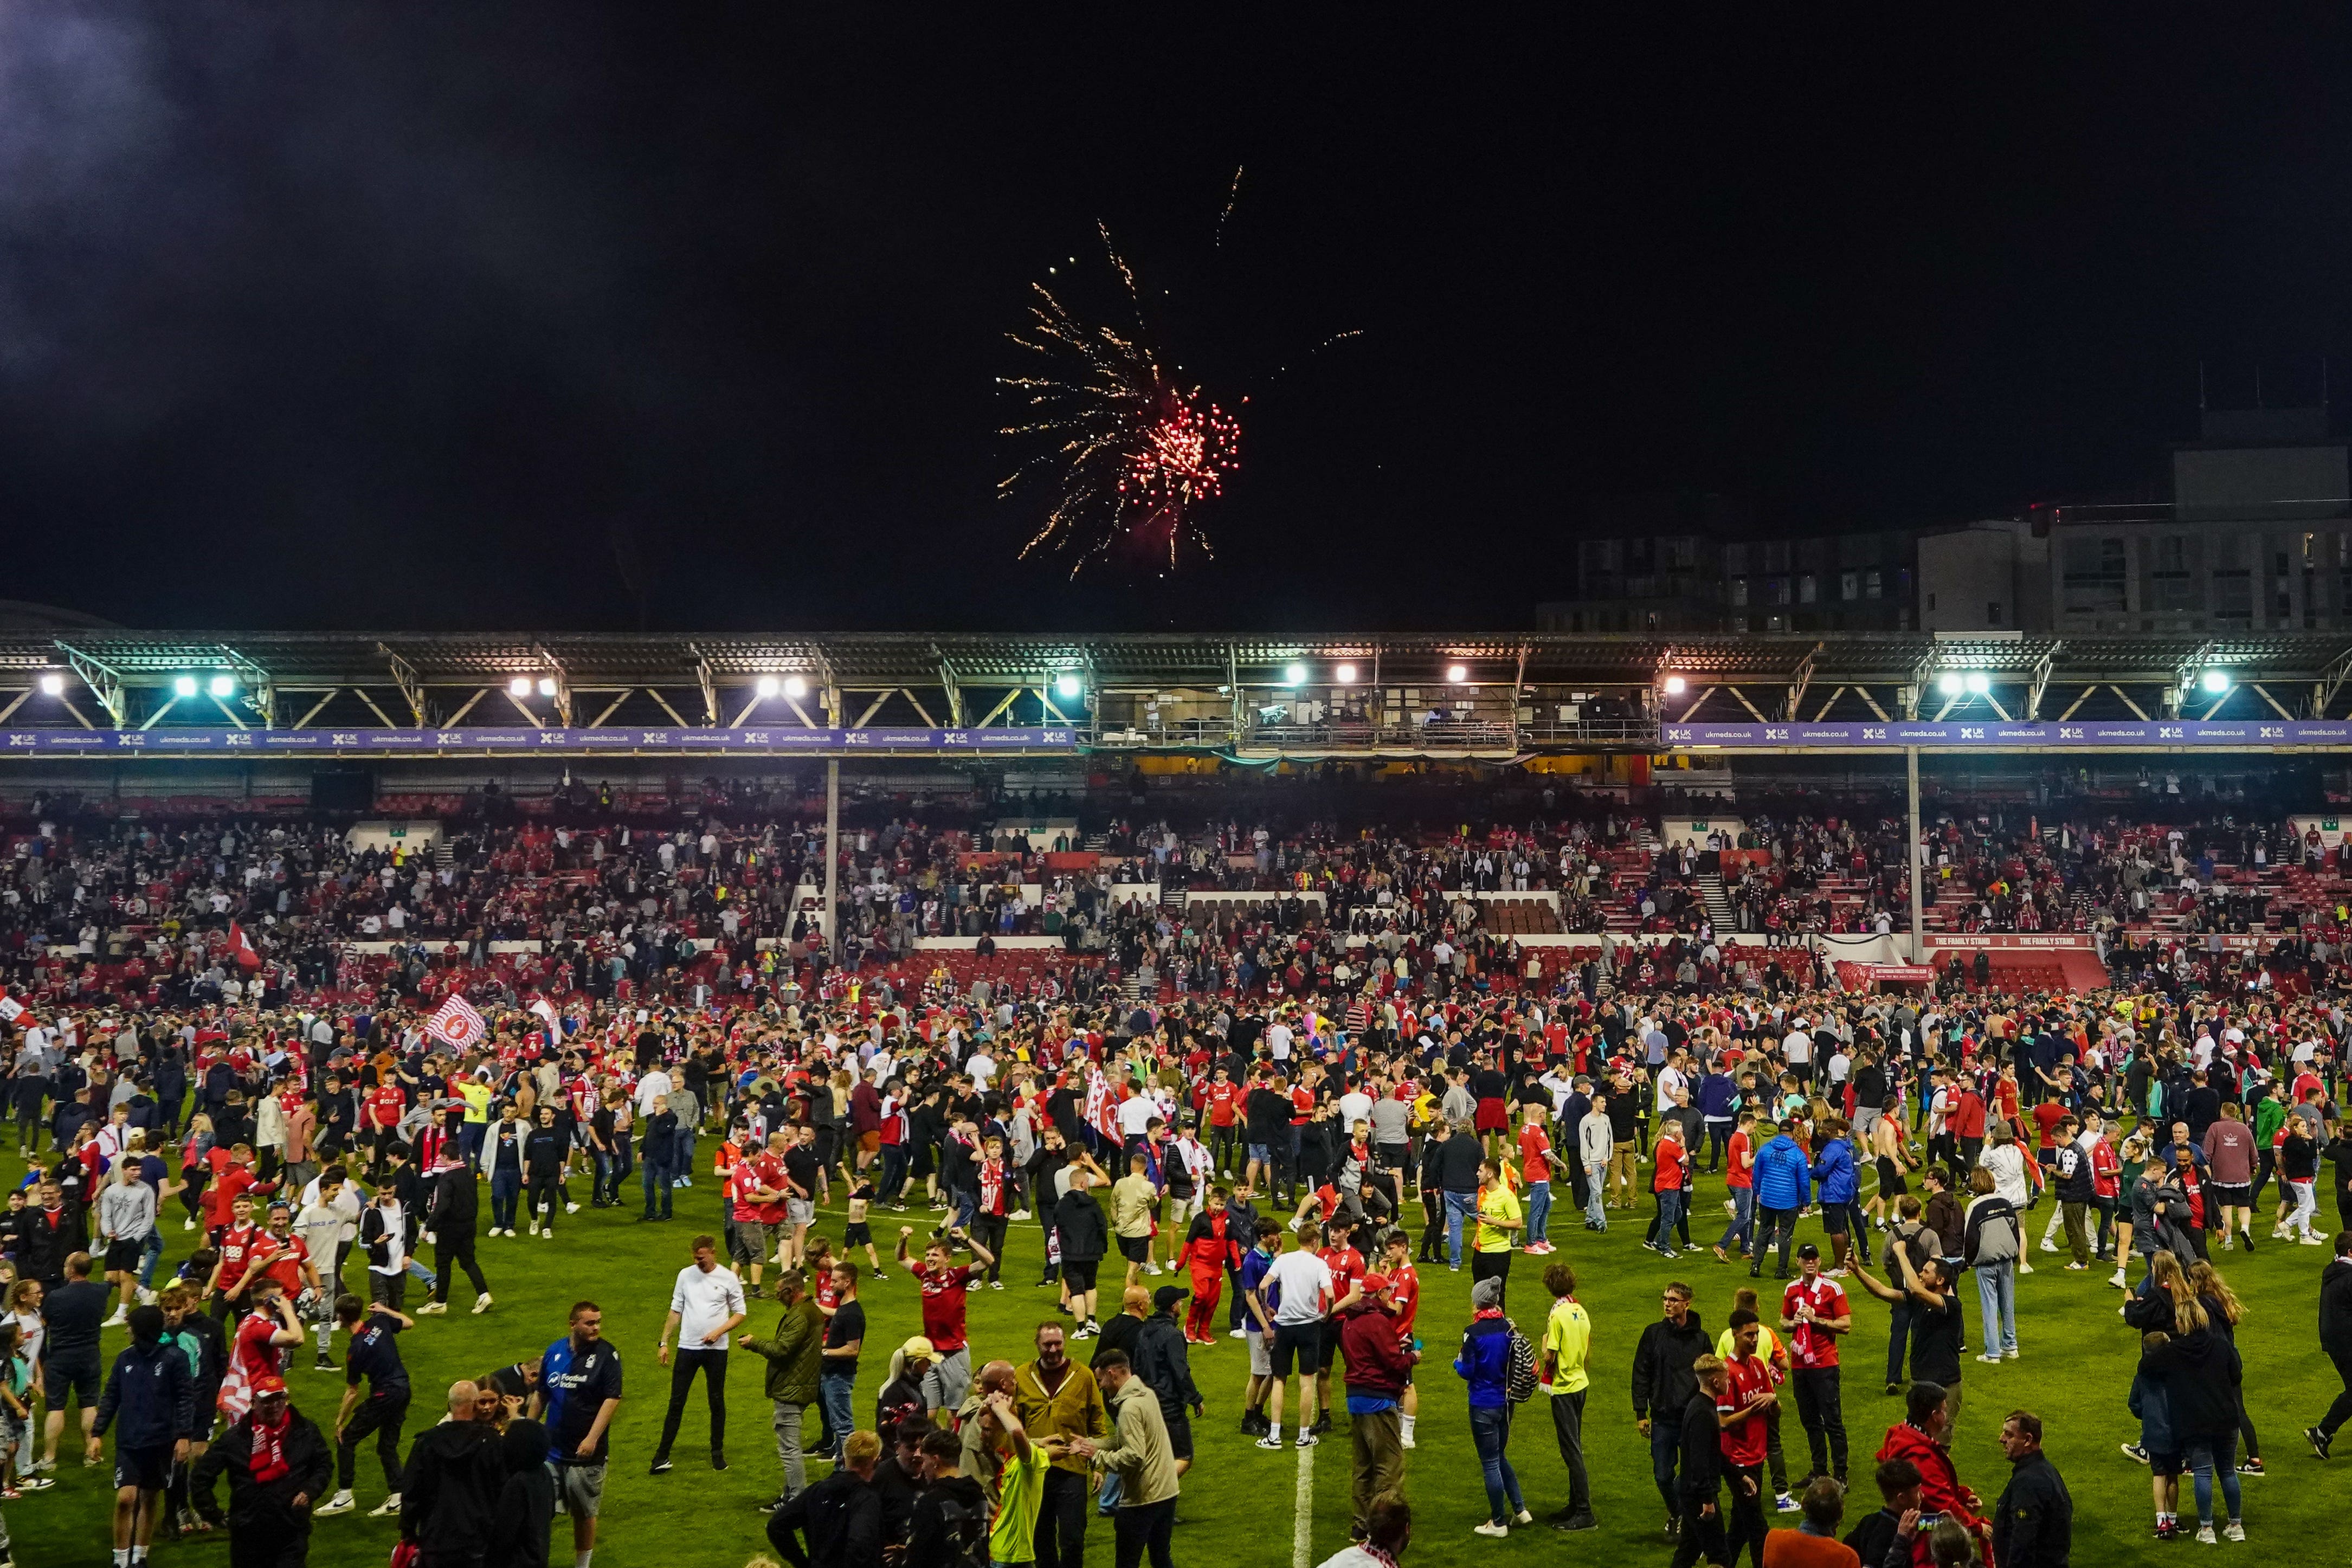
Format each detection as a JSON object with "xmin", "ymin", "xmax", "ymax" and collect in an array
[
  {"xmin": 507, "ymin": 676, "xmax": 531, "ymax": 697},
  {"xmin": 172, "ymin": 675, "xmax": 198, "ymax": 699},
  {"xmin": 536, "ymin": 677, "xmax": 559, "ymax": 698},
  {"xmin": 1935, "ymin": 672, "xmax": 1964, "ymax": 698},
  {"xmin": 755, "ymin": 675, "xmax": 781, "ymax": 699},
  {"xmin": 2200, "ymin": 669, "xmax": 2231, "ymax": 695},
  {"xmin": 37, "ymin": 673, "xmax": 63, "ymax": 696},
  {"xmin": 208, "ymin": 675, "xmax": 236, "ymax": 700},
  {"xmin": 782, "ymin": 676, "xmax": 808, "ymax": 700},
  {"xmin": 1963, "ymin": 673, "xmax": 1990, "ymax": 696}
]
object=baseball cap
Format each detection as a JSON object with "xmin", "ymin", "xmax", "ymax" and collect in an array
[
  {"xmin": 251, "ymin": 1373, "xmax": 287, "ymax": 1396},
  {"xmin": 1152, "ymin": 1285, "xmax": 1189, "ymax": 1312},
  {"xmin": 1796, "ymin": 1242, "xmax": 1821, "ymax": 1261},
  {"xmin": 1360, "ymin": 1272, "xmax": 1392, "ymax": 1295},
  {"xmin": 901, "ymin": 1336, "xmax": 936, "ymax": 1361}
]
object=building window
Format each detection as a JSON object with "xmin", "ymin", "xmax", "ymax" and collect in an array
[
  {"xmin": 1799, "ymin": 574, "xmax": 1818, "ymax": 604},
  {"xmin": 1841, "ymin": 571, "xmax": 1860, "ymax": 601},
  {"xmin": 1864, "ymin": 570, "xmax": 1883, "ymax": 600},
  {"xmin": 2064, "ymin": 535, "xmax": 2129, "ymax": 615},
  {"xmin": 1730, "ymin": 578, "xmax": 1748, "ymax": 606}
]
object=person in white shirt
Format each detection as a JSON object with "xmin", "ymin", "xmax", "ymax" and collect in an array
[
  {"xmin": 1253, "ymin": 1224, "xmax": 1340, "ymax": 1449},
  {"xmin": 1266, "ymin": 1022, "xmax": 1293, "ymax": 1062},
  {"xmin": 652, "ymin": 1234, "xmax": 748, "ymax": 1473},
  {"xmin": 634, "ymin": 1067, "xmax": 674, "ymax": 1118}
]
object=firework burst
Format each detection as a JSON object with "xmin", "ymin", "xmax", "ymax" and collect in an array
[{"xmin": 999, "ymin": 225, "xmax": 1240, "ymax": 575}]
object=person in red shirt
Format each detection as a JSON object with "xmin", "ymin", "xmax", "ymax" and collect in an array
[
  {"xmin": 1646, "ymin": 1122, "xmax": 1690, "ymax": 1261},
  {"xmin": 894, "ymin": 1224, "xmax": 995, "ymax": 1417},
  {"xmin": 1777, "ymin": 1243, "xmax": 1852, "ymax": 1486},
  {"xmin": 207, "ymin": 1192, "xmax": 267, "ymax": 1315},
  {"xmin": 1517, "ymin": 1104, "xmax": 1560, "ymax": 1256},
  {"xmin": 1204, "ymin": 1068, "xmax": 1241, "ymax": 1181},
  {"xmin": 1180, "ymin": 1184, "xmax": 1237, "ymax": 1343},
  {"xmin": 1312, "ymin": 1215, "xmax": 1368, "ymax": 1434},
  {"xmin": 1714, "ymin": 1109, "xmax": 1758, "ymax": 1264},
  {"xmin": 216, "ymin": 1275, "xmax": 304, "ymax": 1419},
  {"xmin": 362, "ymin": 1078, "xmax": 406, "ymax": 1176},
  {"xmin": 725, "ymin": 1140, "xmax": 788, "ymax": 1298},
  {"xmin": 1718, "ymin": 1308, "xmax": 1779, "ymax": 1565},
  {"xmin": 1377, "ymin": 1228, "xmax": 1423, "ymax": 1447}
]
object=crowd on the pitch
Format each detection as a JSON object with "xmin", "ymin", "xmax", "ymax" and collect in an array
[{"xmin": 0, "ymin": 791, "xmax": 2348, "ymax": 1567}]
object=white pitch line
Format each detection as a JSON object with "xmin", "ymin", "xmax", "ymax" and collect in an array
[{"xmin": 1293, "ymin": 1438, "xmax": 1316, "ymax": 1567}]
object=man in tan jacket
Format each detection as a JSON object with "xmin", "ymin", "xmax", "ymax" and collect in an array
[
  {"xmin": 1016, "ymin": 1321, "xmax": 1106, "ymax": 1568},
  {"xmin": 1071, "ymin": 1348, "xmax": 1178, "ymax": 1568}
]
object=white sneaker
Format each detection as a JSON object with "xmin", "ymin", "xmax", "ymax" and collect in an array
[
  {"xmin": 2195, "ymin": 1525, "xmax": 2217, "ymax": 1545},
  {"xmin": 104, "ymin": 1308, "xmax": 128, "ymax": 1327},
  {"xmin": 368, "ymin": 1493, "xmax": 402, "ymax": 1518},
  {"xmin": 566, "ymin": 1203, "xmax": 581, "ymax": 1214},
  {"xmin": 1401, "ymin": 1433, "xmax": 1416, "ymax": 1450},
  {"xmin": 2040, "ymin": 1239, "xmax": 2059, "ymax": 1254},
  {"xmin": 471, "ymin": 1294, "xmax": 493, "ymax": 1314},
  {"xmin": 1473, "ymin": 1520, "xmax": 1509, "ymax": 1537},
  {"xmin": 315, "ymin": 1489, "xmax": 356, "ymax": 1517},
  {"xmin": 2222, "ymin": 1521, "xmax": 2245, "ymax": 1542},
  {"xmin": 1010, "ymin": 1210, "xmax": 1030, "ymax": 1221},
  {"xmin": 528, "ymin": 1223, "xmax": 540, "ymax": 1235},
  {"xmin": 1145, "ymin": 1263, "xmax": 1164, "ymax": 1276},
  {"xmin": 543, "ymin": 1230, "xmax": 555, "ymax": 1241},
  {"xmin": 138, "ymin": 1288, "xmax": 157, "ymax": 1306},
  {"xmin": 183, "ymin": 1218, "xmax": 197, "ymax": 1231},
  {"xmin": 2017, "ymin": 1261, "xmax": 2035, "ymax": 1275},
  {"xmin": 1512, "ymin": 1510, "xmax": 1533, "ymax": 1525},
  {"xmin": 417, "ymin": 1302, "xmax": 447, "ymax": 1315},
  {"xmin": 2303, "ymin": 1235, "xmax": 2327, "ymax": 1246},
  {"xmin": 1229, "ymin": 1328, "xmax": 1248, "ymax": 1339}
]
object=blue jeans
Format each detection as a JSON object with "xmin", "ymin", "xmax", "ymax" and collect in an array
[
  {"xmin": 1468, "ymin": 1405, "xmax": 1524, "ymax": 1525},
  {"xmin": 460, "ymin": 1122, "xmax": 487, "ymax": 1166},
  {"xmin": 817, "ymin": 1370, "xmax": 855, "ymax": 1460},
  {"xmin": 2185, "ymin": 1431, "xmax": 2241, "ymax": 1525},
  {"xmin": 404, "ymin": 1255, "xmax": 439, "ymax": 1288},
  {"xmin": 1444, "ymin": 1191, "xmax": 1476, "ymax": 1267},
  {"xmin": 139, "ymin": 1229, "xmax": 165, "ymax": 1288},
  {"xmin": 1649, "ymin": 1412, "xmax": 1683, "ymax": 1517},
  {"xmin": 1973, "ymin": 1257, "xmax": 2017, "ymax": 1355},
  {"xmin": 643, "ymin": 1151, "xmax": 674, "ymax": 1217},
  {"xmin": 490, "ymin": 1170, "xmax": 523, "ymax": 1232},
  {"xmin": 1717, "ymin": 1187, "xmax": 1755, "ymax": 1254},
  {"xmin": 1524, "ymin": 1182, "xmax": 1551, "ymax": 1246},
  {"xmin": 1652, "ymin": 1188, "xmax": 1686, "ymax": 1251},
  {"xmin": 675, "ymin": 1126, "xmax": 697, "ymax": 1179},
  {"xmin": 1584, "ymin": 1162, "xmax": 1610, "ymax": 1229}
]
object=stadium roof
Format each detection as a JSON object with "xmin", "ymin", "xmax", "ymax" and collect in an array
[{"xmin": 1, "ymin": 629, "xmax": 2349, "ymax": 757}]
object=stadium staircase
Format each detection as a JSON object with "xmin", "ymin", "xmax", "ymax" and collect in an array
[{"xmin": 1697, "ymin": 873, "xmax": 1735, "ymax": 932}]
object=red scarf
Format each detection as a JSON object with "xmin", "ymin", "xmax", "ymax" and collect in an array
[{"xmin": 249, "ymin": 1407, "xmax": 293, "ymax": 1483}]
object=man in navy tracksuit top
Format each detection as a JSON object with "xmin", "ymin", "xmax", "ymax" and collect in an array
[{"xmin": 93, "ymin": 1304, "xmax": 198, "ymax": 1563}]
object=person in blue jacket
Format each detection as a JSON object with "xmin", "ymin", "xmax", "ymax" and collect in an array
[
  {"xmin": 1750, "ymin": 1122, "xmax": 1812, "ymax": 1280},
  {"xmin": 1453, "ymin": 1276, "xmax": 1529, "ymax": 1537},
  {"xmin": 93, "ymin": 1305, "xmax": 197, "ymax": 1564},
  {"xmin": 1810, "ymin": 1119, "xmax": 1871, "ymax": 1273}
]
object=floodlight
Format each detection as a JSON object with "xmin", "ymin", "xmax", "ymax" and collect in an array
[
  {"xmin": 1333, "ymin": 663, "xmax": 1358, "ymax": 685},
  {"xmin": 37, "ymin": 673, "xmax": 63, "ymax": 696},
  {"xmin": 1054, "ymin": 673, "xmax": 1084, "ymax": 700},
  {"xmin": 1662, "ymin": 675, "xmax": 1687, "ymax": 695},
  {"xmin": 1935, "ymin": 673, "xmax": 1964, "ymax": 698},
  {"xmin": 1446, "ymin": 663, "xmax": 1469, "ymax": 683},
  {"xmin": 536, "ymin": 677, "xmax": 559, "ymax": 698},
  {"xmin": 1963, "ymin": 673, "xmax": 1990, "ymax": 696},
  {"xmin": 172, "ymin": 675, "xmax": 198, "ymax": 699},
  {"xmin": 1282, "ymin": 662, "xmax": 1306, "ymax": 686},
  {"xmin": 508, "ymin": 676, "xmax": 532, "ymax": 696},
  {"xmin": 756, "ymin": 676, "xmax": 781, "ymax": 699},
  {"xmin": 208, "ymin": 675, "xmax": 236, "ymax": 700},
  {"xmin": 2199, "ymin": 669, "xmax": 2231, "ymax": 695},
  {"xmin": 782, "ymin": 676, "xmax": 808, "ymax": 700}
]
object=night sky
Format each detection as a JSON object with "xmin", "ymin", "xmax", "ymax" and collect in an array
[{"xmin": 7, "ymin": 8, "xmax": 2352, "ymax": 634}]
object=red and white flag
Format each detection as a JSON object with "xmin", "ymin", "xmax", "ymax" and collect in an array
[
  {"xmin": 426, "ymin": 994, "xmax": 488, "ymax": 1051},
  {"xmin": 227, "ymin": 921, "xmax": 263, "ymax": 973},
  {"xmin": 529, "ymin": 998, "xmax": 560, "ymax": 1032}
]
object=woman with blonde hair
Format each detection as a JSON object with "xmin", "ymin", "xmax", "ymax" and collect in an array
[{"xmin": 2188, "ymin": 1259, "xmax": 2263, "ymax": 1477}]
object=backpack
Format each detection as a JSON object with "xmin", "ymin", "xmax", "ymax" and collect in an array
[
  {"xmin": 928, "ymin": 1482, "xmax": 990, "ymax": 1568},
  {"xmin": 1505, "ymin": 1320, "xmax": 1539, "ymax": 1404}
]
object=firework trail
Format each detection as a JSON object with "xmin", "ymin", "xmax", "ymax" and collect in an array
[
  {"xmin": 998, "ymin": 225, "xmax": 1240, "ymax": 575},
  {"xmin": 1215, "ymin": 164, "xmax": 1243, "ymax": 248}
]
